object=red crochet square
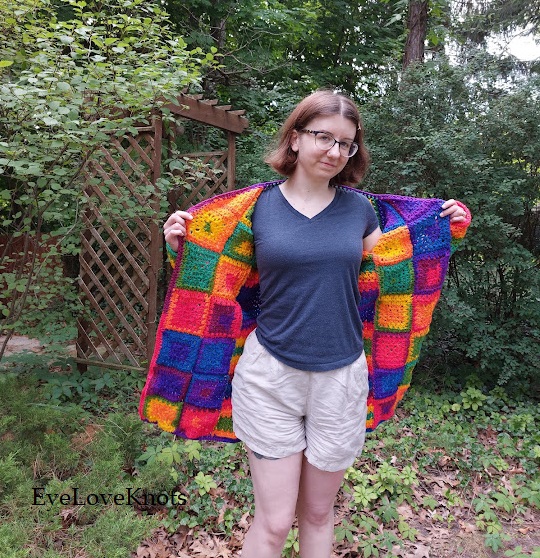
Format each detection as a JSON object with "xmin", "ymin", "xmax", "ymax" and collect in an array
[
  {"xmin": 179, "ymin": 404, "xmax": 220, "ymax": 439},
  {"xmin": 372, "ymin": 331, "xmax": 410, "ymax": 369},
  {"xmin": 164, "ymin": 289, "xmax": 209, "ymax": 336},
  {"xmin": 414, "ymin": 257, "xmax": 445, "ymax": 294},
  {"xmin": 214, "ymin": 256, "xmax": 251, "ymax": 298}
]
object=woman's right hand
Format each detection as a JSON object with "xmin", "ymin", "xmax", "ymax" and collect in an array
[{"xmin": 163, "ymin": 210, "xmax": 193, "ymax": 252}]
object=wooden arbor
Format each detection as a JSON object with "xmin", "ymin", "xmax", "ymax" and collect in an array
[{"xmin": 76, "ymin": 94, "xmax": 249, "ymax": 371}]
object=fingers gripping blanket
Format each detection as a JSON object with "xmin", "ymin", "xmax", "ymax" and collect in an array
[{"xmin": 139, "ymin": 181, "xmax": 471, "ymax": 441}]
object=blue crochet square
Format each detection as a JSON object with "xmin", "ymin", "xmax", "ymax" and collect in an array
[
  {"xmin": 148, "ymin": 366, "xmax": 191, "ymax": 402},
  {"xmin": 194, "ymin": 338, "xmax": 236, "ymax": 375},
  {"xmin": 185, "ymin": 374, "xmax": 229, "ymax": 409},
  {"xmin": 409, "ymin": 215, "xmax": 448, "ymax": 255},
  {"xmin": 156, "ymin": 330, "xmax": 201, "ymax": 370},
  {"xmin": 372, "ymin": 367, "xmax": 405, "ymax": 399}
]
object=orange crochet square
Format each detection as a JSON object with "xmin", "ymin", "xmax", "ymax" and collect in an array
[
  {"xmin": 372, "ymin": 226, "xmax": 413, "ymax": 266},
  {"xmin": 214, "ymin": 256, "xmax": 251, "ymax": 299},
  {"xmin": 412, "ymin": 292, "xmax": 440, "ymax": 332},
  {"xmin": 187, "ymin": 189, "xmax": 262, "ymax": 252},
  {"xmin": 164, "ymin": 289, "xmax": 210, "ymax": 336},
  {"xmin": 376, "ymin": 294, "xmax": 413, "ymax": 332},
  {"xmin": 144, "ymin": 397, "xmax": 181, "ymax": 433}
]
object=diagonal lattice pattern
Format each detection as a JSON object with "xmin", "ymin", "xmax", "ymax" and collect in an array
[{"xmin": 78, "ymin": 130, "xmax": 160, "ymax": 368}]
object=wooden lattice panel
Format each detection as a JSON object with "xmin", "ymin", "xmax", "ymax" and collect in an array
[
  {"xmin": 174, "ymin": 151, "xmax": 228, "ymax": 209},
  {"xmin": 78, "ymin": 128, "xmax": 161, "ymax": 369}
]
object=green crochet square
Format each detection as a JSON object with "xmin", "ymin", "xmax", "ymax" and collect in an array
[
  {"xmin": 379, "ymin": 259, "xmax": 414, "ymax": 294},
  {"xmin": 223, "ymin": 222, "xmax": 255, "ymax": 265},
  {"xmin": 176, "ymin": 241, "xmax": 220, "ymax": 293}
]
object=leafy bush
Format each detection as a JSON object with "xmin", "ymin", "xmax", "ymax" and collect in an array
[
  {"xmin": 0, "ymin": 0, "xmax": 212, "ymax": 356},
  {"xmin": 363, "ymin": 55, "xmax": 540, "ymax": 386}
]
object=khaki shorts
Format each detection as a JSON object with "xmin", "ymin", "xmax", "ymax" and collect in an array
[{"xmin": 231, "ymin": 330, "xmax": 369, "ymax": 472}]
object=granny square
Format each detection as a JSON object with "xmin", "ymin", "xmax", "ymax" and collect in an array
[
  {"xmin": 409, "ymin": 214, "xmax": 447, "ymax": 255},
  {"xmin": 193, "ymin": 337, "xmax": 236, "ymax": 375},
  {"xmin": 179, "ymin": 404, "xmax": 221, "ymax": 439},
  {"xmin": 372, "ymin": 226, "xmax": 413, "ymax": 266},
  {"xmin": 411, "ymin": 292, "xmax": 440, "ymax": 332},
  {"xmin": 372, "ymin": 367, "xmax": 406, "ymax": 399},
  {"xmin": 378, "ymin": 259, "xmax": 414, "ymax": 294},
  {"xmin": 163, "ymin": 289, "xmax": 209, "ymax": 336},
  {"xmin": 156, "ymin": 330, "xmax": 201, "ymax": 370},
  {"xmin": 206, "ymin": 296, "xmax": 242, "ymax": 337},
  {"xmin": 188, "ymin": 211, "xmax": 236, "ymax": 252},
  {"xmin": 146, "ymin": 366, "xmax": 191, "ymax": 402},
  {"xmin": 214, "ymin": 256, "xmax": 252, "ymax": 299},
  {"xmin": 372, "ymin": 331, "xmax": 410, "ymax": 369},
  {"xmin": 375, "ymin": 294, "xmax": 413, "ymax": 332},
  {"xmin": 176, "ymin": 242, "xmax": 220, "ymax": 293},
  {"xmin": 143, "ymin": 396, "xmax": 182, "ymax": 433},
  {"xmin": 413, "ymin": 255, "xmax": 447, "ymax": 294},
  {"xmin": 223, "ymin": 221, "xmax": 255, "ymax": 264},
  {"xmin": 185, "ymin": 374, "xmax": 229, "ymax": 409}
]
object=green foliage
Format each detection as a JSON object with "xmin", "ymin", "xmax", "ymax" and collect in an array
[
  {"xmin": 363, "ymin": 55, "xmax": 540, "ymax": 386},
  {"xmin": 167, "ymin": 0, "xmax": 405, "ymax": 100},
  {"xmin": 282, "ymin": 528, "xmax": 299, "ymax": 557},
  {"xmin": 0, "ymin": 0, "xmax": 211, "ymax": 356}
]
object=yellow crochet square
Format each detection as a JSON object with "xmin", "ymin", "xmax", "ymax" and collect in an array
[
  {"xmin": 144, "ymin": 397, "xmax": 181, "ymax": 433},
  {"xmin": 372, "ymin": 226, "xmax": 413, "ymax": 266},
  {"xmin": 376, "ymin": 294, "xmax": 413, "ymax": 332}
]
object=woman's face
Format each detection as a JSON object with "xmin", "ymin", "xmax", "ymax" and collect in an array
[{"xmin": 290, "ymin": 114, "xmax": 357, "ymax": 183}]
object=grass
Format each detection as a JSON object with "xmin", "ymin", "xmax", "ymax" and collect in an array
[{"xmin": 0, "ymin": 351, "xmax": 539, "ymax": 558}]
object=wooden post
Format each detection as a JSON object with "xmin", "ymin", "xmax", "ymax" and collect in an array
[
  {"xmin": 147, "ymin": 115, "xmax": 163, "ymax": 364},
  {"xmin": 227, "ymin": 131, "xmax": 236, "ymax": 191}
]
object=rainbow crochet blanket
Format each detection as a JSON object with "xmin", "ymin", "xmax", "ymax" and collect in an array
[{"xmin": 139, "ymin": 181, "xmax": 471, "ymax": 441}]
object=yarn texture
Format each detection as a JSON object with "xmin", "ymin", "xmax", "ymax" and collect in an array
[{"xmin": 139, "ymin": 181, "xmax": 471, "ymax": 441}]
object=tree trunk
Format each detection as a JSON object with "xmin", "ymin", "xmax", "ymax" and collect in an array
[{"xmin": 403, "ymin": 0, "xmax": 429, "ymax": 69}]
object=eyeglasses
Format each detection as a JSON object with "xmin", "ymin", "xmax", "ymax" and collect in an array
[{"xmin": 300, "ymin": 129, "xmax": 359, "ymax": 157}]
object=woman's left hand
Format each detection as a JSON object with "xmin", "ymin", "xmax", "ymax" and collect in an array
[{"xmin": 440, "ymin": 199, "xmax": 467, "ymax": 222}]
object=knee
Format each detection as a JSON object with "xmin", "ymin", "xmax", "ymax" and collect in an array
[
  {"xmin": 299, "ymin": 503, "xmax": 334, "ymax": 527},
  {"xmin": 258, "ymin": 513, "xmax": 295, "ymax": 547}
]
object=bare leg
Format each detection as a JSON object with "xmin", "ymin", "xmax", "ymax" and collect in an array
[
  {"xmin": 241, "ymin": 449, "xmax": 304, "ymax": 558},
  {"xmin": 296, "ymin": 456, "xmax": 346, "ymax": 558}
]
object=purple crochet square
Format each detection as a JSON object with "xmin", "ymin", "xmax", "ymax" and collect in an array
[
  {"xmin": 413, "ymin": 254, "xmax": 449, "ymax": 294},
  {"xmin": 148, "ymin": 366, "xmax": 191, "ymax": 402},
  {"xmin": 185, "ymin": 374, "xmax": 229, "ymax": 409}
]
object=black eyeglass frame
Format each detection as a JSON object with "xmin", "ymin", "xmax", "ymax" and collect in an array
[{"xmin": 299, "ymin": 129, "xmax": 359, "ymax": 158}]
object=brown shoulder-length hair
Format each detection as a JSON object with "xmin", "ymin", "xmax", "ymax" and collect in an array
[{"xmin": 265, "ymin": 89, "xmax": 370, "ymax": 186}]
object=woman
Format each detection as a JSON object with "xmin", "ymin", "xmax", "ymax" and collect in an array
[{"xmin": 157, "ymin": 90, "xmax": 467, "ymax": 558}]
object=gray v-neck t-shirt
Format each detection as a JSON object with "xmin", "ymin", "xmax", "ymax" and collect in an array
[{"xmin": 252, "ymin": 184, "xmax": 379, "ymax": 371}]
